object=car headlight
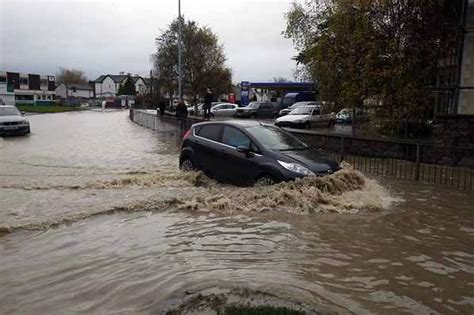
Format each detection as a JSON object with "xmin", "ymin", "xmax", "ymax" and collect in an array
[{"xmin": 277, "ymin": 160, "xmax": 315, "ymax": 176}]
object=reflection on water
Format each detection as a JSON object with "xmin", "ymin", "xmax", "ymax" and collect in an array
[{"xmin": 1, "ymin": 111, "xmax": 473, "ymax": 314}]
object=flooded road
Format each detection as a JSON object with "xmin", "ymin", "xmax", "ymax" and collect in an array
[{"xmin": 1, "ymin": 111, "xmax": 473, "ymax": 314}]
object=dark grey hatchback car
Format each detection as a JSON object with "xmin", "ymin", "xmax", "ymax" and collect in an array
[{"xmin": 179, "ymin": 120, "xmax": 340, "ymax": 186}]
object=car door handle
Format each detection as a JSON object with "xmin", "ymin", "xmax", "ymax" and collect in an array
[{"xmin": 219, "ymin": 149, "xmax": 228, "ymax": 157}]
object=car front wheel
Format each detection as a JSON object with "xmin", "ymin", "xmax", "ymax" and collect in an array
[
  {"xmin": 254, "ymin": 174, "xmax": 277, "ymax": 186},
  {"xmin": 180, "ymin": 157, "xmax": 195, "ymax": 171}
]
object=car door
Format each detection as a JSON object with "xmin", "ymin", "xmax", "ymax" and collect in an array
[
  {"xmin": 219, "ymin": 104, "xmax": 231, "ymax": 117},
  {"xmin": 212, "ymin": 105, "xmax": 223, "ymax": 117},
  {"xmin": 256, "ymin": 103, "xmax": 268, "ymax": 117},
  {"xmin": 193, "ymin": 124, "xmax": 223, "ymax": 177},
  {"xmin": 309, "ymin": 106, "xmax": 322, "ymax": 124},
  {"xmin": 224, "ymin": 104, "xmax": 237, "ymax": 117},
  {"xmin": 226, "ymin": 105, "xmax": 237, "ymax": 117},
  {"xmin": 219, "ymin": 126, "xmax": 261, "ymax": 185}
]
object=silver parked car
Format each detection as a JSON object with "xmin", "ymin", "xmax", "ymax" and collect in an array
[
  {"xmin": 0, "ymin": 105, "xmax": 31, "ymax": 136},
  {"xmin": 210, "ymin": 103, "xmax": 239, "ymax": 117}
]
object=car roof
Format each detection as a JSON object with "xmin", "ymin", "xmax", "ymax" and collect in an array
[
  {"xmin": 293, "ymin": 105, "xmax": 318, "ymax": 109},
  {"xmin": 192, "ymin": 120, "xmax": 264, "ymax": 129},
  {"xmin": 213, "ymin": 103, "xmax": 236, "ymax": 106},
  {"xmin": 0, "ymin": 105, "xmax": 16, "ymax": 108}
]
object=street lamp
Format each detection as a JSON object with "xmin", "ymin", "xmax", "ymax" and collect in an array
[{"xmin": 178, "ymin": 0, "xmax": 183, "ymax": 102}]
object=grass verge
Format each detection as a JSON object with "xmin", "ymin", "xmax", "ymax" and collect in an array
[{"xmin": 16, "ymin": 104, "xmax": 85, "ymax": 113}]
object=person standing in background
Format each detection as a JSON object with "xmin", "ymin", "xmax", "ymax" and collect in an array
[
  {"xmin": 203, "ymin": 88, "xmax": 213, "ymax": 119},
  {"xmin": 158, "ymin": 100, "xmax": 166, "ymax": 117},
  {"xmin": 175, "ymin": 101, "xmax": 188, "ymax": 129}
]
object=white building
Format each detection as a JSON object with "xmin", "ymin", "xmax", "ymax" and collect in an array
[
  {"xmin": 0, "ymin": 71, "xmax": 55, "ymax": 106},
  {"xmin": 93, "ymin": 74, "xmax": 150, "ymax": 98},
  {"xmin": 55, "ymin": 83, "xmax": 94, "ymax": 99}
]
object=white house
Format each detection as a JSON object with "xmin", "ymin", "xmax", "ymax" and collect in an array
[
  {"xmin": 55, "ymin": 83, "xmax": 93, "ymax": 99},
  {"xmin": 93, "ymin": 75, "xmax": 117, "ymax": 98},
  {"xmin": 93, "ymin": 74, "xmax": 150, "ymax": 98},
  {"xmin": 133, "ymin": 77, "xmax": 148, "ymax": 95}
]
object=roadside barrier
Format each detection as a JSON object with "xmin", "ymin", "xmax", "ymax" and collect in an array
[{"xmin": 130, "ymin": 109, "xmax": 473, "ymax": 190}]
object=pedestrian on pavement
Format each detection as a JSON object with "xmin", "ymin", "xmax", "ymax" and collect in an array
[
  {"xmin": 203, "ymin": 88, "xmax": 213, "ymax": 119},
  {"xmin": 158, "ymin": 100, "xmax": 166, "ymax": 117},
  {"xmin": 175, "ymin": 101, "xmax": 188, "ymax": 129}
]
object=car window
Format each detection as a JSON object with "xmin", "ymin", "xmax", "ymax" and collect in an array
[
  {"xmin": 196, "ymin": 125, "xmax": 222, "ymax": 142},
  {"xmin": 312, "ymin": 108, "xmax": 321, "ymax": 115},
  {"xmin": 290, "ymin": 107, "xmax": 313, "ymax": 115},
  {"xmin": 222, "ymin": 126, "xmax": 251, "ymax": 148},
  {"xmin": 247, "ymin": 102, "xmax": 259, "ymax": 108}
]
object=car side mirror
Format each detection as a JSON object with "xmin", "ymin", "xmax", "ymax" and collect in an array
[
  {"xmin": 21, "ymin": 111, "xmax": 25, "ymax": 116},
  {"xmin": 237, "ymin": 145, "xmax": 250, "ymax": 154}
]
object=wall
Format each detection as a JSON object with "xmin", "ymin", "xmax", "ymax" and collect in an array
[{"xmin": 70, "ymin": 89, "xmax": 93, "ymax": 98}]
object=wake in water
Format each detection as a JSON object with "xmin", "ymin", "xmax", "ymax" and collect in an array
[
  {"xmin": 0, "ymin": 163, "xmax": 400, "ymax": 234},
  {"xmin": 179, "ymin": 163, "xmax": 398, "ymax": 215}
]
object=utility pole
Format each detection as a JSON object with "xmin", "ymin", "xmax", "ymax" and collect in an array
[{"xmin": 178, "ymin": 0, "xmax": 183, "ymax": 102}]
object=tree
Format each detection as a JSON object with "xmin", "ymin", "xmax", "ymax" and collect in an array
[
  {"xmin": 153, "ymin": 17, "xmax": 232, "ymax": 103},
  {"xmin": 118, "ymin": 75, "xmax": 136, "ymax": 96},
  {"xmin": 285, "ymin": 0, "xmax": 460, "ymax": 133},
  {"xmin": 56, "ymin": 67, "xmax": 87, "ymax": 84}
]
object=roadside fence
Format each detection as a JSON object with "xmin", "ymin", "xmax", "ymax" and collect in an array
[{"xmin": 130, "ymin": 109, "xmax": 474, "ymax": 190}]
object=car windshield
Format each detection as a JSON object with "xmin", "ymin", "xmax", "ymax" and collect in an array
[
  {"xmin": 0, "ymin": 107, "xmax": 20, "ymax": 116},
  {"xmin": 289, "ymin": 107, "xmax": 313, "ymax": 115},
  {"xmin": 246, "ymin": 125, "xmax": 308, "ymax": 151},
  {"xmin": 289, "ymin": 103, "xmax": 307, "ymax": 109},
  {"xmin": 247, "ymin": 102, "xmax": 259, "ymax": 108}
]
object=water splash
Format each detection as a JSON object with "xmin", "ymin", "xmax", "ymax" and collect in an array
[
  {"xmin": 0, "ymin": 163, "xmax": 399, "ymax": 235},
  {"xmin": 179, "ymin": 165, "xmax": 397, "ymax": 215}
]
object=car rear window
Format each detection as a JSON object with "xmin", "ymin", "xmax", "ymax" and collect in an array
[{"xmin": 196, "ymin": 124, "xmax": 221, "ymax": 141}]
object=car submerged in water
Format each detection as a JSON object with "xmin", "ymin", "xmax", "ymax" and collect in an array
[
  {"xmin": 179, "ymin": 120, "xmax": 340, "ymax": 186},
  {"xmin": 0, "ymin": 105, "xmax": 31, "ymax": 136}
]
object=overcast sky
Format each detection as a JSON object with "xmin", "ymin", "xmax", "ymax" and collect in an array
[{"xmin": 0, "ymin": 0, "xmax": 298, "ymax": 82}]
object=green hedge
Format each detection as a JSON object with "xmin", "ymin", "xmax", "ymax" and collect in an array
[{"xmin": 16, "ymin": 104, "xmax": 83, "ymax": 113}]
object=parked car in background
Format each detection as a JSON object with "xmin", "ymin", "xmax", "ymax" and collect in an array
[
  {"xmin": 234, "ymin": 101, "xmax": 279, "ymax": 119},
  {"xmin": 210, "ymin": 103, "xmax": 239, "ymax": 117},
  {"xmin": 179, "ymin": 120, "xmax": 340, "ymax": 186},
  {"xmin": 279, "ymin": 101, "xmax": 320, "ymax": 117},
  {"xmin": 335, "ymin": 108, "xmax": 370, "ymax": 124},
  {"xmin": 0, "ymin": 105, "xmax": 30, "ymax": 136},
  {"xmin": 188, "ymin": 103, "xmax": 204, "ymax": 116},
  {"xmin": 275, "ymin": 105, "xmax": 335, "ymax": 129},
  {"xmin": 281, "ymin": 91, "xmax": 316, "ymax": 109}
]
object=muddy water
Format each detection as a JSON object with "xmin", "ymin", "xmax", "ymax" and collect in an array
[{"xmin": 1, "ymin": 111, "xmax": 473, "ymax": 314}]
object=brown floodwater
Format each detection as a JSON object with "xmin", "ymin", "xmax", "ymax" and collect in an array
[{"xmin": 0, "ymin": 110, "xmax": 473, "ymax": 314}]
